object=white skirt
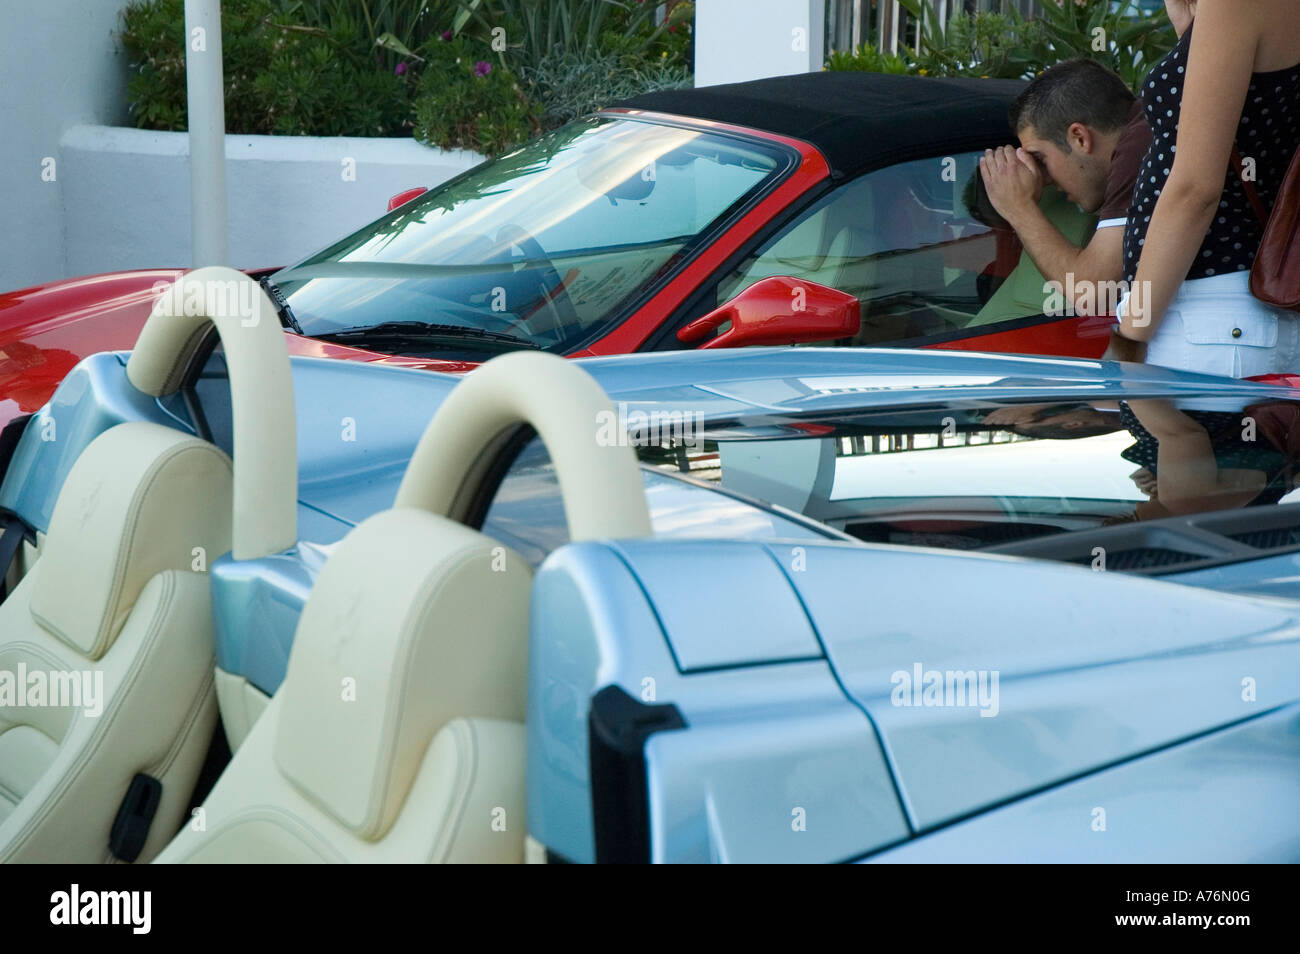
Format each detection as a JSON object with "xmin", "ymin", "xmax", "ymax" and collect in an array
[{"xmin": 1122, "ymin": 271, "xmax": 1300, "ymax": 378}]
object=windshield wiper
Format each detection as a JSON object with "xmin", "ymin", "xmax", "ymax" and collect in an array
[
  {"xmin": 258, "ymin": 276, "xmax": 305, "ymax": 335},
  {"xmin": 314, "ymin": 320, "xmax": 540, "ymax": 351}
]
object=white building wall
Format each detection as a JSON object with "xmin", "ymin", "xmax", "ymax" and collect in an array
[
  {"xmin": 0, "ymin": 0, "xmax": 134, "ymax": 293},
  {"xmin": 58, "ymin": 126, "xmax": 481, "ymax": 277},
  {"xmin": 693, "ymin": 0, "xmax": 825, "ymax": 88}
]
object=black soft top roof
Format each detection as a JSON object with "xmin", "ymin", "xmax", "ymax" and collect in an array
[{"xmin": 615, "ymin": 71, "xmax": 1026, "ymax": 179}]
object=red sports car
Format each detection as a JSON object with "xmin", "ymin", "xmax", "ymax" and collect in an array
[{"xmin": 0, "ymin": 71, "xmax": 1116, "ymax": 431}]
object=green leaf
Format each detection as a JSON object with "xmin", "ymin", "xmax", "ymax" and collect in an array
[{"xmin": 375, "ymin": 31, "xmax": 421, "ymax": 59}]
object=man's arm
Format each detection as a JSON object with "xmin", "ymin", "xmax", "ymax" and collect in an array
[{"xmin": 979, "ymin": 146, "xmax": 1125, "ymax": 312}]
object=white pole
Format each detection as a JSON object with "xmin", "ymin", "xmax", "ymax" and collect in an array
[{"xmin": 184, "ymin": 0, "xmax": 228, "ymax": 266}]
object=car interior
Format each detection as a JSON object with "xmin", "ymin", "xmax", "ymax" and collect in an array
[
  {"xmin": 0, "ymin": 269, "xmax": 655, "ymax": 863},
  {"xmin": 713, "ymin": 151, "xmax": 1097, "ymax": 346}
]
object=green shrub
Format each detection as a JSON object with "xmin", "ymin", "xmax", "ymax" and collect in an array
[
  {"xmin": 824, "ymin": 45, "xmax": 910, "ymax": 75},
  {"xmin": 520, "ymin": 47, "xmax": 690, "ymax": 127},
  {"xmin": 828, "ymin": 0, "xmax": 1176, "ymax": 91},
  {"xmin": 122, "ymin": 0, "xmax": 276, "ymax": 132},
  {"xmin": 120, "ymin": 0, "xmax": 414, "ymax": 135},
  {"xmin": 437, "ymin": 0, "xmax": 693, "ymax": 133},
  {"xmin": 411, "ymin": 34, "xmax": 540, "ymax": 154},
  {"xmin": 286, "ymin": 0, "xmax": 462, "ymax": 58},
  {"xmin": 119, "ymin": 0, "xmax": 694, "ymax": 149}
]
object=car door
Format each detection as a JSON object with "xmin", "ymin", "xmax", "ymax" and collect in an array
[{"xmin": 655, "ymin": 151, "xmax": 1116, "ymax": 358}]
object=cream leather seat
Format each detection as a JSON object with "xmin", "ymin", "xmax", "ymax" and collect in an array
[
  {"xmin": 158, "ymin": 350, "xmax": 652, "ymax": 863},
  {"xmin": 0, "ymin": 267, "xmax": 297, "ymax": 863},
  {"xmin": 0, "ymin": 422, "xmax": 232, "ymax": 863}
]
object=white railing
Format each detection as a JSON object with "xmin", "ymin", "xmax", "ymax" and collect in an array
[{"xmin": 826, "ymin": 0, "xmax": 1042, "ymax": 56}]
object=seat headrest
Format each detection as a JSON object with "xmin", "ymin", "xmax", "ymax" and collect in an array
[
  {"xmin": 273, "ymin": 508, "xmax": 532, "ymax": 841},
  {"xmin": 30, "ymin": 422, "xmax": 233, "ymax": 660}
]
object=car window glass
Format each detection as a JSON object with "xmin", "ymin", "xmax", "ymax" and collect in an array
[
  {"xmin": 272, "ymin": 118, "xmax": 787, "ymax": 358},
  {"xmin": 712, "ymin": 152, "xmax": 1096, "ymax": 346},
  {"xmin": 662, "ymin": 396, "xmax": 1300, "ymax": 572},
  {"xmin": 481, "ymin": 436, "xmax": 829, "ymax": 565}
]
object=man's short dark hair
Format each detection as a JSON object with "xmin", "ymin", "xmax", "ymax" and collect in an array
[{"xmin": 1009, "ymin": 58, "xmax": 1135, "ymax": 150}]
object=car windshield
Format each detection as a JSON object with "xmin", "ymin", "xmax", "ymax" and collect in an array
[{"xmin": 272, "ymin": 117, "xmax": 788, "ymax": 359}]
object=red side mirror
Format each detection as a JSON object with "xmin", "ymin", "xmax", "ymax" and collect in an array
[
  {"xmin": 387, "ymin": 186, "xmax": 428, "ymax": 212},
  {"xmin": 677, "ymin": 276, "xmax": 860, "ymax": 350}
]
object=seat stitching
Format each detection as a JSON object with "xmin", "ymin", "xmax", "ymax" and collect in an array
[
  {"xmin": 367, "ymin": 540, "xmax": 496, "ymax": 838},
  {"xmin": 0, "ymin": 572, "xmax": 189, "ymax": 860},
  {"xmin": 29, "ymin": 438, "xmax": 230, "ymax": 659},
  {"xmin": 428, "ymin": 719, "xmax": 479, "ymax": 864},
  {"xmin": 146, "ymin": 670, "xmax": 216, "ymax": 780},
  {"xmin": 169, "ymin": 806, "xmax": 347, "ymax": 864}
]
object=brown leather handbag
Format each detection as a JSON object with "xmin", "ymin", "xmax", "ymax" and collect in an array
[{"xmin": 1232, "ymin": 145, "xmax": 1300, "ymax": 309}]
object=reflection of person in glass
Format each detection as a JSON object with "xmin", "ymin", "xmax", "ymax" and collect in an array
[
  {"xmin": 981, "ymin": 402, "xmax": 1121, "ymax": 440},
  {"xmin": 1117, "ymin": 400, "xmax": 1297, "ymax": 519},
  {"xmin": 981, "ymin": 399, "xmax": 1300, "ymax": 522}
]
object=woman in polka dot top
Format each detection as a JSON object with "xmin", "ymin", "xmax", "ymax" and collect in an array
[{"xmin": 1112, "ymin": 0, "xmax": 1300, "ymax": 378}]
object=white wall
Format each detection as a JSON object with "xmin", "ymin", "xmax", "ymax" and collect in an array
[
  {"xmin": 0, "ymin": 0, "xmax": 134, "ymax": 294},
  {"xmin": 693, "ymin": 0, "xmax": 825, "ymax": 87},
  {"xmin": 58, "ymin": 126, "xmax": 481, "ymax": 277}
]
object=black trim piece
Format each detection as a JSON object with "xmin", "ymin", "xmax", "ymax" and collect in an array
[
  {"xmin": 0, "ymin": 516, "xmax": 27, "ymax": 604},
  {"xmin": 179, "ymin": 328, "xmax": 221, "ymax": 444},
  {"xmin": 0, "ymin": 414, "xmax": 32, "ymax": 485},
  {"xmin": 461, "ymin": 424, "xmax": 538, "ymax": 531},
  {"xmin": 184, "ymin": 723, "xmax": 231, "ymax": 825},
  {"xmin": 983, "ymin": 499, "xmax": 1300, "ymax": 577},
  {"xmin": 108, "ymin": 773, "xmax": 163, "ymax": 863},
  {"xmin": 877, "ymin": 310, "xmax": 1081, "ymax": 351},
  {"xmin": 588, "ymin": 684, "xmax": 687, "ymax": 864}
]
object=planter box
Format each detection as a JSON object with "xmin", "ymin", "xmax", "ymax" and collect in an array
[{"xmin": 57, "ymin": 125, "xmax": 484, "ymax": 277}]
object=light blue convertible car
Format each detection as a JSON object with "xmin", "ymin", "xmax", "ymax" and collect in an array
[{"xmin": 0, "ymin": 270, "xmax": 1297, "ymax": 863}]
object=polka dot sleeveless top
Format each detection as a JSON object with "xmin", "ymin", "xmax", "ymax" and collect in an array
[{"xmin": 1123, "ymin": 22, "xmax": 1300, "ymax": 285}]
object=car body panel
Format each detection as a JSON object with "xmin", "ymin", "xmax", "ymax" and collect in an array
[
  {"xmin": 6, "ymin": 345, "xmax": 1300, "ymax": 863},
  {"xmin": 779, "ymin": 542, "xmax": 1300, "ymax": 830},
  {"xmin": 610, "ymin": 539, "xmax": 823, "ymax": 671},
  {"xmin": 862, "ymin": 703, "xmax": 1300, "ymax": 863},
  {"xmin": 524, "ymin": 540, "xmax": 910, "ymax": 864}
]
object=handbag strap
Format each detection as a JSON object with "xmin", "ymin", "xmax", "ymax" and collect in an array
[{"xmin": 1231, "ymin": 144, "xmax": 1272, "ymax": 228}]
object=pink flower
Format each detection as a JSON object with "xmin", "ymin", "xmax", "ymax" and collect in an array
[
  {"xmin": 441, "ymin": 30, "xmax": 452, "ymax": 41},
  {"xmin": 474, "ymin": 60, "xmax": 491, "ymax": 77},
  {"xmin": 395, "ymin": 61, "xmax": 407, "ymax": 76}
]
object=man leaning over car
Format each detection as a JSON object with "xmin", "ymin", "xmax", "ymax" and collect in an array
[{"xmin": 980, "ymin": 59, "xmax": 1152, "ymax": 356}]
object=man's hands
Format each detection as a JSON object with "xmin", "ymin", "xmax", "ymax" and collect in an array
[{"xmin": 979, "ymin": 146, "xmax": 1045, "ymax": 227}]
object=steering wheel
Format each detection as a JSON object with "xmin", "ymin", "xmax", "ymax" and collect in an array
[{"xmin": 494, "ymin": 225, "xmax": 582, "ymax": 338}]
